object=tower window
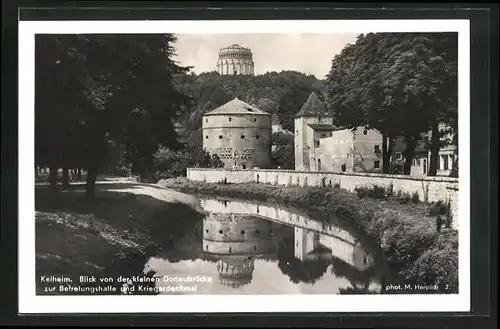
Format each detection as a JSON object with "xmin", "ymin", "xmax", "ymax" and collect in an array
[
  {"xmin": 205, "ymin": 119, "xmax": 208, "ymax": 123},
  {"xmin": 241, "ymin": 230, "xmax": 245, "ymax": 235},
  {"xmin": 205, "ymin": 135, "xmax": 208, "ymax": 139},
  {"xmin": 219, "ymin": 230, "xmax": 223, "ymax": 234},
  {"xmin": 254, "ymin": 118, "xmax": 257, "ymax": 122},
  {"xmin": 229, "ymin": 117, "xmax": 232, "ymax": 122},
  {"xmin": 219, "ymin": 135, "xmax": 223, "ymax": 139},
  {"xmin": 374, "ymin": 160, "xmax": 380, "ymax": 169},
  {"xmin": 256, "ymin": 135, "xmax": 260, "ymax": 139},
  {"xmin": 234, "ymin": 71, "xmax": 237, "ymax": 75},
  {"xmin": 374, "ymin": 145, "xmax": 381, "ymax": 153},
  {"xmin": 241, "ymin": 135, "xmax": 245, "ymax": 139},
  {"xmin": 363, "ymin": 129, "xmax": 368, "ymax": 135}
]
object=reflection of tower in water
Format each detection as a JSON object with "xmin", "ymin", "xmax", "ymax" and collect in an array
[{"xmin": 202, "ymin": 200, "xmax": 279, "ymax": 288}]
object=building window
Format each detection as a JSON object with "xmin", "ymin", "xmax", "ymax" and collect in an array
[
  {"xmin": 219, "ymin": 230, "xmax": 223, "ymax": 234},
  {"xmin": 374, "ymin": 160, "xmax": 380, "ymax": 169},
  {"xmin": 241, "ymin": 230, "xmax": 245, "ymax": 235},
  {"xmin": 205, "ymin": 119, "xmax": 208, "ymax": 123},
  {"xmin": 256, "ymin": 135, "xmax": 260, "ymax": 139},
  {"xmin": 442, "ymin": 155, "xmax": 449, "ymax": 170},
  {"xmin": 321, "ymin": 133, "xmax": 327, "ymax": 137},
  {"xmin": 296, "ymin": 130, "xmax": 298, "ymax": 134},
  {"xmin": 229, "ymin": 117, "xmax": 232, "ymax": 122},
  {"xmin": 242, "ymin": 164, "xmax": 247, "ymax": 169},
  {"xmin": 374, "ymin": 145, "xmax": 381, "ymax": 153},
  {"xmin": 396, "ymin": 152, "xmax": 402, "ymax": 160},
  {"xmin": 254, "ymin": 118, "xmax": 257, "ymax": 122},
  {"xmin": 218, "ymin": 135, "xmax": 223, "ymax": 139},
  {"xmin": 241, "ymin": 134, "xmax": 245, "ymax": 139},
  {"xmin": 315, "ymin": 140, "xmax": 320, "ymax": 148},
  {"xmin": 205, "ymin": 135, "xmax": 208, "ymax": 139},
  {"xmin": 363, "ymin": 129, "xmax": 368, "ymax": 135}
]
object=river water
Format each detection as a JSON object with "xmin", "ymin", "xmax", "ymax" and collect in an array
[{"xmin": 130, "ymin": 194, "xmax": 396, "ymax": 295}]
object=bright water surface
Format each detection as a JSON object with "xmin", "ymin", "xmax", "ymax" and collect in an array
[{"xmin": 138, "ymin": 195, "xmax": 395, "ymax": 295}]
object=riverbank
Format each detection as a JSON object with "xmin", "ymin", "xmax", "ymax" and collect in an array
[
  {"xmin": 159, "ymin": 177, "xmax": 459, "ymax": 293},
  {"xmin": 35, "ymin": 180, "xmax": 204, "ymax": 295}
]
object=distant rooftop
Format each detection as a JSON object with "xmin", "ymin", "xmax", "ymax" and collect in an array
[
  {"xmin": 295, "ymin": 92, "xmax": 330, "ymax": 118},
  {"xmin": 204, "ymin": 97, "xmax": 270, "ymax": 116}
]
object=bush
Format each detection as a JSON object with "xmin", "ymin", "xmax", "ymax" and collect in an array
[
  {"xmin": 354, "ymin": 185, "xmax": 388, "ymax": 200},
  {"xmin": 411, "ymin": 191, "xmax": 420, "ymax": 204},
  {"xmin": 154, "ymin": 146, "xmax": 224, "ymax": 179}
]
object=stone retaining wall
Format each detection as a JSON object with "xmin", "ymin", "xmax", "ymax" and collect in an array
[{"xmin": 186, "ymin": 168, "xmax": 460, "ymax": 229}]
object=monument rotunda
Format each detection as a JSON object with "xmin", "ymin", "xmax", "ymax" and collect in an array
[{"xmin": 216, "ymin": 44, "xmax": 255, "ymax": 75}]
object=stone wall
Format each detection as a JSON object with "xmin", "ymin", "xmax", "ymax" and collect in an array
[{"xmin": 187, "ymin": 168, "xmax": 460, "ymax": 229}]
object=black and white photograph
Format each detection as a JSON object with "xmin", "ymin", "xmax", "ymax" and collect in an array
[{"xmin": 19, "ymin": 19, "xmax": 470, "ymax": 313}]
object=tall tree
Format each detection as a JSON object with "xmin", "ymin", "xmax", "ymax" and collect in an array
[
  {"xmin": 325, "ymin": 33, "xmax": 457, "ymax": 175},
  {"xmin": 35, "ymin": 34, "xmax": 189, "ymax": 197}
]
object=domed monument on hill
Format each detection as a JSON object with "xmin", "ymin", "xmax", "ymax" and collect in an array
[{"xmin": 216, "ymin": 44, "xmax": 255, "ymax": 75}]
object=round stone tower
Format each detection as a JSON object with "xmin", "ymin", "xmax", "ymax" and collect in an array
[
  {"xmin": 202, "ymin": 97, "xmax": 272, "ymax": 169},
  {"xmin": 217, "ymin": 44, "xmax": 254, "ymax": 75}
]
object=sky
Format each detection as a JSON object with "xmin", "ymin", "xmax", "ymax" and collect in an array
[{"xmin": 172, "ymin": 33, "xmax": 359, "ymax": 79}]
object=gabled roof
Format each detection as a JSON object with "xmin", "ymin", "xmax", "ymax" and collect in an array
[
  {"xmin": 204, "ymin": 97, "xmax": 270, "ymax": 116},
  {"xmin": 295, "ymin": 92, "xmax": 331, "ymax": 118}
]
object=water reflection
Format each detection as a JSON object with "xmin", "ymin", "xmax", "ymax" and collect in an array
[{"xmin": 143, "ymin": 197, "xmax": 392, "ymax": 294}]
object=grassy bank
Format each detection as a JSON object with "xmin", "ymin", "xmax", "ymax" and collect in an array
[
  {"xmin": 159, "ymin": 177, "xmax": 459, "ymax": 293},
  {"xmin": 35, "ymin": 182, "xmax": 204, "ymax": 295}
]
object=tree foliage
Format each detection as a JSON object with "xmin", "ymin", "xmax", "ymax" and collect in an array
[
  {"xmin": 35, "ymin": 34, "xmax": 189, "ymax": 196},
  {"xmin": 173, "ymin": 70, "xmax": 324, "ymax": 139},
  {"xmin": 325, "ymin": 33, "xmax": 457, "ymax": 175}
]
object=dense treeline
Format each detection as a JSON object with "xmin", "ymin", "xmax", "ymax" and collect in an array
[{"xmin": 172, "ymin": 70, "xmax": 324, "ymax": 146}]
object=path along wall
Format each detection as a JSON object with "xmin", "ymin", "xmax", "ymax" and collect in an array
[{"xmin": 186, "ymin": 168, "xmax": 460, "ymax": 229}]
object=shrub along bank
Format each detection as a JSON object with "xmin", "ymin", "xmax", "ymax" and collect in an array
[{"xmin": 159, "ymin": 177, "xmax": 459, "ymax": 293}]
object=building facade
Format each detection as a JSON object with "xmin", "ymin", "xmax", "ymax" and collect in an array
[
  {"xmin": 294, "ymin": 92, "xmax": 383, "ymax": 173},
  {"xmin": 318, "ymin": 127, "xmax": 383, "ymax": 173},
  {"xmin": 294, "ymin": 92, "xmax": 335, "ymax": 171},
  {"xmin": 202, "ymin": 98, "xmax": 272, "ymax": 169},
  {"xmin": 216, "ymin": 44, "xmax": 255, "ymax": 75}
]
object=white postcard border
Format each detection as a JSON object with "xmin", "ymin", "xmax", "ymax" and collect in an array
[{"xmin": 19, "ymin": 19, "xmax": 470, "ymax": 313}]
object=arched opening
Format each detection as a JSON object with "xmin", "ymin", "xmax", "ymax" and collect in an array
[
  {"xmin": 219, "ymin": 230, "xmax": 223, "ymax": 234},
  {"xmin": 256, "ymin": 174, "xmax": 260, "ymax": 183},
  {"xmin": 321, "ymin": 177, "xmax": 326, "ymax": 187},
  {"xmin": 241, "ymin": 135, "xmax": 245, "ymax": 139},
  {"xmin": 219, "ymin": 135, "xmax": 223, "ymax": 139},
  {"xmin": 242, "ymin": 164, "xmax": 247, "ymax": 169},
  {"xmin": 205, "ymin": 135, "xmax": 208, "ymax": 139},
  {"xmin": 328, "ymin": 180, "xmax": 332, "ymax": 187},
  {"xmin": 341, "ymin": 164, "xmax": 347, "ymax": 172},
  {"xmin": 318, "ymin": 158, "xmax": 322, "ymax": 172}
]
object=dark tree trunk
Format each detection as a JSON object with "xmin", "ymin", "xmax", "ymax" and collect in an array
[
  {"xmin": 403, "ymin": 134, "xmax": 417, "ymax": 175},
  {"xmin": 35, "ymin": 166, "xmax": 39, "ymax": 178},
  {"xmin": 48, "ymin": 165, "xmax": 58, "ymax": 194},
  {"xmin": 86, "ymin": 163, "xmax": 98, "ymax": 199},
  {"xmin": 428, "ymin": 121, "xmax": 440, "ymax": 176},
  {"xmin": 381, "ymin": 133, "xmax": 394, "ymax": 174},
  {"xmin": 62, "ymin": 167, "xmax": 70, "ymax": 189}
]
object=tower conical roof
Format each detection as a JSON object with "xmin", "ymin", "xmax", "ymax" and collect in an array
[
  {"xmin": 204, "ymin": 98, "xmax": 270, "ymax": 116},
  {"xmin": 295, "ymin": 92, "xmax": 330, "ymax": 118}
]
